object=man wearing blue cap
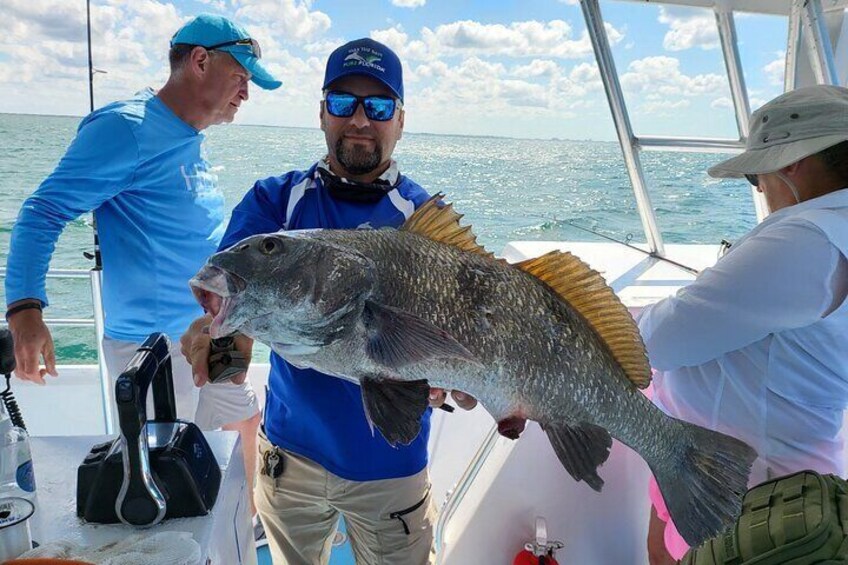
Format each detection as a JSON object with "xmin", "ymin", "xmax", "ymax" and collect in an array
[
  {"xmin": 5, "ymin": 13, "xmax": 280, "ymax": 514},
  {"xmin": 182, "ymin": 37, "xmax": 475, "ymax": 564}
]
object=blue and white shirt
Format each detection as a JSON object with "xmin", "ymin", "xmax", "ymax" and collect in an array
[
  {"xmin": 221, "ymin": 159, "xmax": 432, "ymax": 481},
  {"xmin": 5, "ymin": 88, "xmax": 225, "ymax": 342},
  {"xmin": 639, "ymin": 189, "xmax": 848, "ymax": 483}
]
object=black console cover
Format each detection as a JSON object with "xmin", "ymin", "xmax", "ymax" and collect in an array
[{"xmin": 76, "ymin": 421, "xmax": 221, "ymax": 524}]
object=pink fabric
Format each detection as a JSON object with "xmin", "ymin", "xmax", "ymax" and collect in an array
[{"xmin": 648, "ymin": 475, "xmax": 690, "ymax": 560}]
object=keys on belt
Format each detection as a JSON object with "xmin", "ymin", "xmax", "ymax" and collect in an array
[
  {"xmin": 208, "ymin": 336, "xmax": 249, "ymax": 383},
  {"xmin": 261, "ymin": 446, "xmax": 284, "ymax": 478}
]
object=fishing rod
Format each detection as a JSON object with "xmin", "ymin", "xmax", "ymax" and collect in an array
[
  {"xmin": 86, "ymin": 0, "xmax": 95, "ymax": 115},
  {"xmin": 85, "ymin": 0, "xmax": 114, "ymax": 434},
  {"xmin": 567, "ymin": 221, "xmax": 701, "ymax": 275},
  {"xmin": 85, "ymin": 0, "xmax": 103, "ymax": 271}
]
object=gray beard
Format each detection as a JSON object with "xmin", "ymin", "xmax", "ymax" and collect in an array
[{"xmin": 335, "ymin": 138, "xmax": 383, "ymax": 176}]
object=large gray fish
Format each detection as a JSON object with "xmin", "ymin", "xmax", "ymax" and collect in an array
[{"xmin": 191, "ymin": 197, "xmax": 756, "ymax": 546}]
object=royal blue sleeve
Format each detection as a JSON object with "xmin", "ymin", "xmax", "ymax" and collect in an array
[
  {"xmin": 219, "ymin": 176, "xmax": 291, "ymax": 251},
  {"xmin": 5, "ymin": 113, "xmax": 138, "ymax": 307}
]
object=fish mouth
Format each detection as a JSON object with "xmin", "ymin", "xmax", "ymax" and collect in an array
[{"xmin": 189, "ymin": 265, "xmax": 248, "ymax": 338}]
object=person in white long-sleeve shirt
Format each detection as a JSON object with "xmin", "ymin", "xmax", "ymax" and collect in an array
[{"xmin": 640, "ymin": 85, "xmax": 848, "ymax": 565}]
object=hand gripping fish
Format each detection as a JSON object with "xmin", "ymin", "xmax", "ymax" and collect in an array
[{"xmin": 190, "ymin": 196, "xmax": 756, "ymax": 546}]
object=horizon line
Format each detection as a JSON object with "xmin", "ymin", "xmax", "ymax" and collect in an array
[{"xmin": 0, "ymin": 111, "xmax": 609, "ymax": 144}]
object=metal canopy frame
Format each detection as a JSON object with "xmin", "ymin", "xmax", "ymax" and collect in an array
[{"xmin": 579, "ymin": 0, "xmax": 842, "ymax": 251}]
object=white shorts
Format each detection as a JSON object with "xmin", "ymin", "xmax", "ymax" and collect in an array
[{"xmin": 102, "ymin": 336, "xmax": 259, "ymax": 430}]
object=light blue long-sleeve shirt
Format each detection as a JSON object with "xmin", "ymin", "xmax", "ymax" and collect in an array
[{"xmin": 5, "ymin": 89, "xmax": 225, "ymax": 341}]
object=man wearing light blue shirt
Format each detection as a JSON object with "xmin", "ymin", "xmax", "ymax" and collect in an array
[
  {"xmin": 641, "ymin": 85, "xmax": 848, "ymax": 564},
  {"xmin": 4, "ymin": 14, "xmax": 280, "ymax": 516}
]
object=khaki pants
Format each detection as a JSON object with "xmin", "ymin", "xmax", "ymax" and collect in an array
[{"xmin": 256, "ymin": 431, "xmax": 435, "ymax": 565}]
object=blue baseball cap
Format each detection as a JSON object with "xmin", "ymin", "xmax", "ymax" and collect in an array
[
  {"xmin": 323, "ymin": 38, "xmax": 403, "ymax": 102},
  {"xmin": 171, "ymin": 14, "xmax": 281, "ymax": 90}
]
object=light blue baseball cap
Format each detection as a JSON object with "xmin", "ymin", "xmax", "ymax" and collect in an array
[{"xmin": 171, "ymin": 14, "xmax": 281, "ymax": 90}]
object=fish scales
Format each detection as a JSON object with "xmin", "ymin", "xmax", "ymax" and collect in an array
[{"xmin": 319, "ymin": 229, "xmax": 623, "ymax": 423}]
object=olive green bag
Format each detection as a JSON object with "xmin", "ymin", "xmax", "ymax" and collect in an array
[{"xmin": 681, "ymin": 470, "xmax": 848, "ymax": 565}]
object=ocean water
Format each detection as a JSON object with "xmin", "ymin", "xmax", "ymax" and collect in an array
[{"xmin": 0, "ymin": 113, "xmax": 756, "ymax": 363}]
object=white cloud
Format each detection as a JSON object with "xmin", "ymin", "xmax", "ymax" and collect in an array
[
  {"xmin": 233, "ymin": 0, "xmax": 331, "ymax": 43},
  {"xmin": 0, "ymin": 0, "xmax": 338, "ymax": 119},
  {"xmin": 619, "ymin": 56, "xmax": 729, "ymax": 116},
  {"xmin": 301, "ymin": 39, "xmax": 345, "ymax": 56},
  {"xmin": 405, "ymin": 53, "xmax": 606, "ymax": 133},
  {"xmin": 2, "ymin": 0, "xmax": 89, "ymax": 43},
  {"xmin": 371, "ymin": 25, "xmax": 430, "ymax": 62},
  {"xmin": 0, "ymin": 0, "xmax": 183, "ymax": 106},
  {"xmin": 371, "ymin": 26, "xmax": 410, "ymax": 55},
  {"xmin": 417, "ymin": 19, "xmax": 624, "ymax": 59},
  {"xmin": 501, "ymin": 80, "xmax": 550, "ymax": 108},
  {"xmin": 0, "ymin": 2, "xmax": 742, "ymax": 138},
  {"xmin": 513, "ymin": 59, "xmax": 560, "ymax": 78},
  {"xmin": 658, "ymin": 6, "xmax": 719, "ymax": 51},
  {"xmin": 198, "ymin": 0, "xmax": 227, "ymax": 10},
  {"xmin": 622, "ymin": 56, "xmax": 725, "ymax": 97},
  {"xmin": 391, "ymin": 0, "xmax": 426, "ymax": 7},
  {"xmin": 640, "ymin": 98, "xmax": 690, "ymax": 115},
  {"xmin": 554, "ymin": 62, "xmax": 603, "ymax": 99},
  {"xmin": 763, "ymin": 51, "xmax": 785, "ymax": 86},
  {"xmin": 711, "ymin": 96, "xmax": 732, "ymax": 109}
]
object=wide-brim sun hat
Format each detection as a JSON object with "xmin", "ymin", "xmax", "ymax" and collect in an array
[
  {"xmin": 708, "ymin": 85, "xmax": 848, "ymax": 178},
  {"xmin": 171, "ymin": 14, "xmax": 281, "ymax": 91}
]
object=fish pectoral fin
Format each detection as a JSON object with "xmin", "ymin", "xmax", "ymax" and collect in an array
[
  {"xmin": 363, "ymin": 300, "xmax": 480, "ymax": 369},
  {"xmin": 542, "ymin": 421, "xmax": 613, "ymax": 492},
  {"xmin": 361, "ymin": 377, "xmax": 430, "ymax": 447}
]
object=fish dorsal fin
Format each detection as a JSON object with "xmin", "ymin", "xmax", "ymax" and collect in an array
[
  {"xmin": 515, "ymin": 251, "xmax": 651, "ymax": 389},
  {"xmin": 401, "ymin": 195, "xmax": 495, "ymax": 259}
]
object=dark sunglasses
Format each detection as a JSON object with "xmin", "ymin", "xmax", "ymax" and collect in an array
[
  {"xmin": 744, "ymin": 174, "xmax": 759, "ymax": 186},
  {"xmin": 206, "ymin": 38, "xmax": 262, "ymax": 59},
  {"xmin": 324, "ymin": 91, "xmax": 398, "ymax": 122}
]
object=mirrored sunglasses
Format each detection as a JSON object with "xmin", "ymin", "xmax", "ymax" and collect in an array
[
  {"xmin": 207, "ymin": 38, "xmax": 262, "ymax": 59},
  {"xmin": 325, "ymin": 91, "xmax": 398, "ymax": 122}
]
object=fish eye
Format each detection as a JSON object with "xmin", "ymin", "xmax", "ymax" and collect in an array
[{"xmin": 259, "ymin": 237, "xmax": 279, "ymax": 255}]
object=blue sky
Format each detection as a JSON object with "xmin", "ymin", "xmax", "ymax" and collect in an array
[{"xmin": 1, "ymin": 0, "xmax": 788, "ymax": 141}]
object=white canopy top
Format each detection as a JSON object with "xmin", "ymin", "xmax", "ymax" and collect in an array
[{"xmin": 618, "ymin": 0, "xmax": 848, "ymax": 16}]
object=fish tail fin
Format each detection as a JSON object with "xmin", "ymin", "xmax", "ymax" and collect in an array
[{"xmin": 652, "ymin": 421, "xmax": 756, "ymax": 547}]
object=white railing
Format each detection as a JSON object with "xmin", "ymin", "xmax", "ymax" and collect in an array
[{"xmin": 0, "ymin": 266, "xmax": 112, "ymax": 433}]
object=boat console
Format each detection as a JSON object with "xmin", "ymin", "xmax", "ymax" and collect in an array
[{"xmin": 75, "ymin": 333, "xmax": 221, "ymax": 526}]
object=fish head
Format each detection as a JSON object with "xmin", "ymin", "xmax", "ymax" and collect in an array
[{"xmin": 190, "ymin": 231, "xmax": 375, "ymax": 346}]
